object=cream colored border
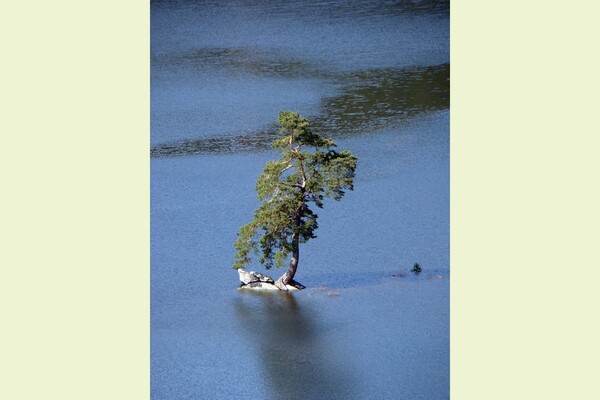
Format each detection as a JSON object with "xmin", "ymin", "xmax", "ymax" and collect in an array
[
  {"xmin": 1, "ymin": 1, "xmax": 149, "ymax": 399},
  {"xmin": 451, "ymin": 1, "xmax": 599, "ymax": 399}
]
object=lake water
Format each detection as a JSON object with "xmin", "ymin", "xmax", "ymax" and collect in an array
[{"xmin": 151, "ymin": 1, "xmax": 449, "ymax": 399}]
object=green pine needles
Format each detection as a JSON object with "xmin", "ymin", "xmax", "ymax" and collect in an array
[{"xmin": 233, "ymin": 111, "xmax": 357, "ymax": 287}]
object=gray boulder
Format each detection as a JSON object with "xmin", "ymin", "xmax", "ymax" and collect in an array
[{"xmin": 237, "ymin": 269, "xmax": 274, "ymax": 285}]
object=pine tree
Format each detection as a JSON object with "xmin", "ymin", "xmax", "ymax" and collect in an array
[{"xmin": 233, "ymin": 111, "xmax": 358, "ymax": 290}]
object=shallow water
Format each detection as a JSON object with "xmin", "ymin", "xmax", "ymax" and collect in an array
[{"xmin": 151, "ymin": 1, "xmax": 449, "ymax": 399}]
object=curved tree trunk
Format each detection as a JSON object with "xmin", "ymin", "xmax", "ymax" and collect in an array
[
  {"xmin": 274, "ymin": 232, "xmax": 300, "ymax": 290},
  {"xmin": 274, "ymin": 191, "xmax": 307, "ymax": 291}
]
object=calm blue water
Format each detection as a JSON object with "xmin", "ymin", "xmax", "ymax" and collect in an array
[{"xmin": 152, "ymin": 1, "xmax": 449, "ymax": 399}]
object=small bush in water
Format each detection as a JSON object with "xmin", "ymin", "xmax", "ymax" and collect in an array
[{"xmin": 411, "ymin": 262, "xmax": 422, "ymax": 275}]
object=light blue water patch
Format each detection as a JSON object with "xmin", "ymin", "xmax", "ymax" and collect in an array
[{"xmin": 151, "ymin": 72, "xmax": 330, "ymax": 145}]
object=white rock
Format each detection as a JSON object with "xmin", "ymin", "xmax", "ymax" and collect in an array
[{"xmin": 238, "ymin": 282, "xmax": 302, "ymax": 291}]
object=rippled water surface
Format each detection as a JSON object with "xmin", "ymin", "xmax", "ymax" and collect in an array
[{"xmin": 152, "ymin": 1, "xmax": 449, "ymax": 399}]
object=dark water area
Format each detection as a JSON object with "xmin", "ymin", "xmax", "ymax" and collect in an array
[{"xmin": 152, "ymin": 1, "xmax": 449, "ymax": 399}]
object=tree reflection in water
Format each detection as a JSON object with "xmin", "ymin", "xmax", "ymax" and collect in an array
[{"xmin": 234, "ymin": 291, "xmax": 359, "ymax": 400}]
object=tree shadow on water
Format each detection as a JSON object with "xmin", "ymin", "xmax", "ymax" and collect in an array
[{"xmin": 234, "ymin": 291, "xmax": 360, "ymax": 400}]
